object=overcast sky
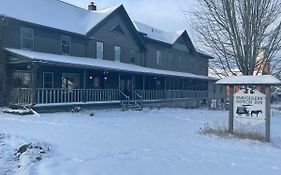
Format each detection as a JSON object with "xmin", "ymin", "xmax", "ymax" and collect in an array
[{"xmin": 61, "ymin": 0, "xmax": 197, "ymax": 33}]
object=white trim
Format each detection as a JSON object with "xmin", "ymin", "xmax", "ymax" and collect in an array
[
  {"xmin": 96, "ymin": 41, "xmax": 104, "ymax": 59},
  {"xmin": 114, "ymin": 45, "xmax": 121, "ymax": 62},
  {"xmin": 156, "ymin": 50, "xmax": 162, "ymax": 65},
  {"xmin": 61, "ymin": 35, "xmax": 71, "ymax": 55},
  {"xmin": 20, "ymin": 27, "xmax": 34, "ymax": 50}
]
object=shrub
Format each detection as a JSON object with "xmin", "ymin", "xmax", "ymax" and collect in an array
[{"xmin": 199, "ymin": 122, "xmax": 265, "ymax": 141}]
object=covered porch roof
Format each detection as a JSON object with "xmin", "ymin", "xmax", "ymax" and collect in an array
[
  {"xmin": 6, "ymin": 48, "xmax": 210, "ymax": 80},
  {"xmin": 216, "ymin": 75, "xmax": 281, "ymax": 85}
]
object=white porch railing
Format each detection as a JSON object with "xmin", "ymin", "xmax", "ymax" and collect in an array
[
  {"xmin": 9, "ymin": 88, "xmax": 208, "ymax": 105},
  {"xmin": 133, "ymin": 90, "xmax": 208, "ymax": 100},
  {"xmin": 36, "ymin": 88, "xmax": 120, "ymax": 104},
  {"xmin": 10, "ymin": 88, "xmax": 32, "ymax": 105}
]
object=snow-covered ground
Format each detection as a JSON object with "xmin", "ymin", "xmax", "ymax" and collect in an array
[{"xmin": 0, "ymin": 108, "xmax": 281, "ymax": 175}]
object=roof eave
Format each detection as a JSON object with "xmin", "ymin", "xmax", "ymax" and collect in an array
[{"xmin": 196, "ymin": 51, "xmax": 214, "ymax": 59}]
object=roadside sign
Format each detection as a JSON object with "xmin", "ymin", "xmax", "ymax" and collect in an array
[{"xmin": 233, "ymin": 89, "xmax": 265, "ymax": 125}]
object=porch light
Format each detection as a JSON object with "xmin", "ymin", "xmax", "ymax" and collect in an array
[
  {"xmin": 104, "ymin": 76, "xmax": 108, "ymax": 80},
  {"xmin": 89, "ymin": 76, "xmax": 93, "ymax": 80}
]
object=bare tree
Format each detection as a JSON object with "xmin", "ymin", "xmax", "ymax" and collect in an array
[{"xmin": 188, "ymin": 0, "xmax": 281, "ymax": 77}]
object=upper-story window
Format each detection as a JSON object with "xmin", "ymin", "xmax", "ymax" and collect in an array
[
  {"xmin": 61, "ymin": 35, "xmax": 71, "ymax": 55},
  {"xmin": 130, "ymin": 50, "xmax": 136, "ymax": 64},
  {"xmin": 187, "ymin": 58, "xmax": 191, "ymax": 70},
  {"xmin": 179, "ymin": 56, "xmax": 184, "ymax": 68},
  {"xmin": 168, "ymin": 53, "xmax": 173, "ymax": 65},
  {"xmin": 156, "ymin": 50, "xmax": 162, "ymax": 65},
  {"xmin": 96, "ymin": 41, "xmax": 104, "ymax": 59},
  {"xmin": 20, "ymin": 27, "xmax": 34, "ymax": 50},
  {"xmin": 114, "ymin": 45, "xmax": 121, "ymax": 62}
]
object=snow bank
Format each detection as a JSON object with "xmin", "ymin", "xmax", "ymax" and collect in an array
[{"xmin": 0, "ymin": 134, "xmax": 51, "ymax": 175}]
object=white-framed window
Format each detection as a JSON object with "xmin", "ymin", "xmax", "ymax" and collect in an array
[
  {"xmin": 168, "ymin": 53, "xmax": 173, "ymax": 65},
  {"xmin": 179, "ymin": 56, "xmax": 184, "ymax": 68},
  {"xmin": 61, "ymin": 35, "xmax": 71, "ymax": 55},
  {"xmin": 156, "ymin": 50, "xmax": 162, "ymax": 65},
  {"xmin": 130, "ymin": 49, "xmax": 136, "ymax": 64},
  {"xmin": 43, "ymin": 72, "xmax": 54, "ymax": 89},
  {"xmin": 187, "ymin": 58, "xmax": 191, "ymax": 70},
  {"xmin": 62, "ymin": 73, "xmax": 80, "ymax": 90},
  {"xmin": 96, "ymin": 41, "xmax": 104, "ymax": 59},
  {"xmin": 20, "ymin": 27, "xmax": 34, "ymax": 50},
  {"xmin": 114, "ymin": 45, "xmax": 121, "ymax": 62}
]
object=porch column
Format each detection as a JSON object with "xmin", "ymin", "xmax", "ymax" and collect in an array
[
  {"xmin": 142, "ymin": 75, "xmax": 145, "ymax": 90},
  {"xmin": 164, "ymin": 77, "xmax": 167, "ymax": 91},
  {"xmin": 131, "ymin": 75, "xmax": 134, "ymax": 91},
  {"xmin": 83, "ymin": 70, "xmax": 87, "ymax": 89},
  {"xmin": 118, "ymin": 74, "xmax": 121, "ymax": 91},
  {"xmin": 82, "ymin": 70, "xmax": 87, "ymax": 102},
  {"xmin": 31, "ymin": 63, "xmax": 39, "ymax": 105}
]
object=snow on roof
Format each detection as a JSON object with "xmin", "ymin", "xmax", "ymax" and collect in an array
[
  {"xmin": 216, "ymin": 75, "xmax": 281, "ymax": 85},
  {"xmin": 0, "ymin": 0, "xmax": 186, "ymax": 45},
  {"xmin": 6, "ymin": 48, "xmax": 210, "ymax": 80},
  {"xmin": 133, "ymin": 21, "xmax": 185, "ymax": 44},
  {"xmin": 0, "ymin": 0, "xmax": 120, "ymax": 35}
]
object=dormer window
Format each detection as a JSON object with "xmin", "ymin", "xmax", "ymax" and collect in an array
[
  {"xmin": 20, "ymin": 27, "xmax": 34, "ymax": 50},
  {"xmin": 61, "ymin": 35, "xmax": 71, "ymax": 55}
]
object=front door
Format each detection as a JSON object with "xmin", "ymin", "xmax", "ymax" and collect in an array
[{"xmin": 120, "ymin": 75, "xmax": 132, "ymax": 96}]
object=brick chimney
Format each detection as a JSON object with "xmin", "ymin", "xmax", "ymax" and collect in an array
[{"xmin": 88, "ymin": 2, "xmax": 97, "ymax": 11}]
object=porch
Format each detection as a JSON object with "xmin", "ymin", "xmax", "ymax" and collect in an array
[
  {"xmin": 5, "ymin": 48, "xmax": 209, "ymax": 108},
  {"xmin": 10, "ymin": 88, "xmax": 208, "ymax": 106}
]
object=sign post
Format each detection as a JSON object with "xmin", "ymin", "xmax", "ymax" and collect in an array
[
  {"xmin": 228, "ymin": 85, "xmax": 234, "ymax": 134},
  {"xmin": 265, "ymin": 86, "xmax": 271, "ymax": 142}
]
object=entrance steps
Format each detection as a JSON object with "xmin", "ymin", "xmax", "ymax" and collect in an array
[{"xmin": 121, "ymin": 100, "xmax": 143, "ymax": 111}]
